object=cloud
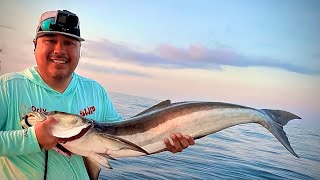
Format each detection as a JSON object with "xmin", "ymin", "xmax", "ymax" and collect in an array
[
  {"xmin": 0, "ymin": 25, "xmax": 36, "ymax": 75},
  {"xmin": 0, "ymin": 25, "xmax": 14, "ymax": 30},
  {"xmin": 78, "ymin": 61, "xmax": 151, "ymax": 78},
  {"xmin": 79, "ymin": 38, "xmax": 320, "ymax": 75},
  {"xmin": 82, "ymin": 39, "xmax": 165, "ymax": 67}
]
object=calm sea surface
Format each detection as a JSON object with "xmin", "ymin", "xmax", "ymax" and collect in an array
[{"xmin": 99, "ymin": 92, "xmax": 320, "ymax": 180}]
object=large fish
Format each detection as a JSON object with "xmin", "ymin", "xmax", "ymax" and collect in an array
[{"xmin": 22, "ymin": 100, "xmax": 301, "ymax": 179}]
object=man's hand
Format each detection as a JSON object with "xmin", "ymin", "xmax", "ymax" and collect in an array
[
  {"xmin": 164, "ymin": 133, "xmax": 195, "ymax": 153},
  {"xmin": 34, "ymin": 116, "xmax": 59, "ymax": 150}
]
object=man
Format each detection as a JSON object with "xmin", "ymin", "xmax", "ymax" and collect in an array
[{"xmin": 0, "ymin": 10, "xmax": 194, "ymax": 179}]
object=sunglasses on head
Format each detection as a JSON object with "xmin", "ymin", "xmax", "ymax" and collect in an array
[{"xmin": 40, "ymin": 18, "xmax": 56, "ymax": 31}]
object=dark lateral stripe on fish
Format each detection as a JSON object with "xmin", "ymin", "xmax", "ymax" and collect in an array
[{"xmin": 100, "ymin": 101, "xmax": 256, "ymax": 136}]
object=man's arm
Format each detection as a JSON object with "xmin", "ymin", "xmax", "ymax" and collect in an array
[
  {"xmin": 0, "ymin": 116, "xmax": 60, "ymax": 157},
  {"xmin": 0, "ymin": 127, "xmax": 42, "ymax": 156},
  {"xmin": 0, "ymin": 79, "xmax": 41, "ymax": 156}
]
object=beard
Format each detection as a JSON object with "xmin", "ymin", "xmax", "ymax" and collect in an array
[
  {"xmin": 50, "ymin": 68, "xmax": 72, "ymax": 80},
  {"xmin": 52, "ymin": 73, "xmax": 67, "ymax": 80}
]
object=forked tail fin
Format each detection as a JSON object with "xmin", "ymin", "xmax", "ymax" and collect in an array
[{"xmin": 261, "ymin": 109, "xmax": 301, "ymax": 158}]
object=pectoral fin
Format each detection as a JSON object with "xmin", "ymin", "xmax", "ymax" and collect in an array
[{"xmin": 100, "ymin": 133, "xmax": 150, "ymax": 155}]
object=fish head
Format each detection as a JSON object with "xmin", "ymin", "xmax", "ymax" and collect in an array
[
  {"xmin": 47, "ymin": 111, "xmax": 93, "ymax": 138},
  {"xmin": 49, "ymin": 111, "xmax": 89, "ymax": 128}
]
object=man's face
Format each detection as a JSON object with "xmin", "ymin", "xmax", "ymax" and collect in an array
[{"xmin": 34, "ymin": 34, "xmax": 81, "ymax": 80}]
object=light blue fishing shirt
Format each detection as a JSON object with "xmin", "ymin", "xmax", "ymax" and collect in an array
[{"xmin": 0, "ymin": 67, "xmax": 122, "ymax": 180}]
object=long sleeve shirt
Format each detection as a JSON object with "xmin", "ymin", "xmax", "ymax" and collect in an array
[{"xmin": 0, "ymin": 67, "xmax": 121, "ymax": 180}]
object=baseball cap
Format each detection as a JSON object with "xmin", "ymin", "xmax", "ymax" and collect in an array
[{"xmin": 35, "ymin": 10, "xmax": 85, "ymax": 41}]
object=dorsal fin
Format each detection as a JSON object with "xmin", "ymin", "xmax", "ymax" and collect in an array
[{"xmin": 132, "ymin": 100, "xmax": 172, "ymax": 117}]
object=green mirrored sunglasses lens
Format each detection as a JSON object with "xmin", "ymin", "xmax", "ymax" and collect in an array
[{"xmin": 41, "ymin": 18, "xmax": 55, "ymax": 31}]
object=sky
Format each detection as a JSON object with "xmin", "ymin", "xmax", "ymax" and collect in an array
[{"xmin": 0, "ymin": 1, "xmax": 319, "ymax": 122}]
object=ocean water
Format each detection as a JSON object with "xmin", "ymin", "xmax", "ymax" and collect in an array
[{"xmin": 99, "ymin": 92, "xmax": 320, "ymax": 180}]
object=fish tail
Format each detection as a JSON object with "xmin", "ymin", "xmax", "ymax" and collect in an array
[{"xmin": 261, "ymin": 109, "xmax": 301, "ymax": 158}]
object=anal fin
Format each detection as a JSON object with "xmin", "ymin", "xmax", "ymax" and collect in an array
[{"xmin": 89, "ymin": 152, "xmax": 113, "ymax": 169}]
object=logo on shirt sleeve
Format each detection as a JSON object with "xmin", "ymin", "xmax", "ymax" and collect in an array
[{"xmin": 80, "ymin": 106, "xmax": 96, "ymax": 116}]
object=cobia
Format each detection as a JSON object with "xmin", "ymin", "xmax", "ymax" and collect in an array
[{"xmin": 22, "ymin": 100, "xmax": 301, "ymax": 179}]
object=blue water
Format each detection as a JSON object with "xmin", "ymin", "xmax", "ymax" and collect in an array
[{"xmin": 99, "ymin": 92, "xmax": 320, "ymax": 180}]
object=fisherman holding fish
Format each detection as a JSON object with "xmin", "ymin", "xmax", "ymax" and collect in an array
[{"xmin": 0, "ymin": 10, "xmax": 195, "ymax": 180}]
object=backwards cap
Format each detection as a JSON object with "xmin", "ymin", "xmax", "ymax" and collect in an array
[{"xmin": 35, "ymin": 10, "xmax": 85, "ymax": 41}]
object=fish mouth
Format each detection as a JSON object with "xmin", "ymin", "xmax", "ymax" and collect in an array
[{"xmin": 58, "ymin": 122, "xmax": 93, "ymax": 143}]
